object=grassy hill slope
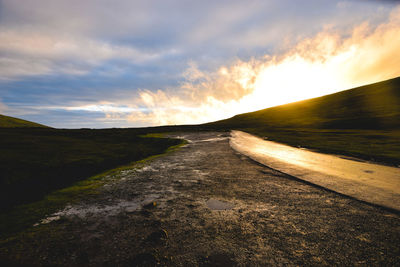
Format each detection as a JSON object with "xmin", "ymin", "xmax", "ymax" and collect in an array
[
  {"xmin": 210, "ymin": 76, "xmax": 400, "ymax": 130},
  {"xmin": 0, "ymin": 114, "xmax": 48, "ymax": 128},
  {"xmin": 207, "ymin": 76, "xmax": 400, "ymax": 165}
]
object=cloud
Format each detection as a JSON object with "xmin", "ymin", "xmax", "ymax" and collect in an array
[
  {"xmin": 0, "ymin": 31, "xmax": 170, "ymax": 80},
  {"xmin": 124, "ymin": 6, "xmax": 400, "ymax": 126},
  {"xmin": 1, "ymin": 0, "xmax": 399, "ymax": 127},
  {"xmin": 1, "ymin": 0, "xmax": 391, "ymax": 81},
  {"xmin": 0, "ymin": 98, "xmax": 7, "ymax": 114}
]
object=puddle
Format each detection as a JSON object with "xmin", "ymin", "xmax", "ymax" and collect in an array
[
  {"xmin": 230, "ymin": 130, "xmax": 400, "ymax": 211},
  {"xmin": 136, "ymin": 166, "xmax": 158, "ymax": 172},
  {"xmin": 200, "ymin": 137, "xmax": 228, "ymax": 142},
  {"xmin": 34, "ymin": 200, "xmax": 144, "ymax": 226},
  {"xmin": 206, "ymin": 199, "xmax": 234, "ymax": 210},
  {"xmin": 62, "ymin": 201, "xmax": 141, "ymax": 217},
  {"xmin": 33, "ymin": 215, "xmax": 61, "ymax": 226}
]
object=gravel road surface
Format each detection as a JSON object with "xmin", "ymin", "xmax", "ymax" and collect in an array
[{"xmin": 1, "ymin": 132, "xmax": 399, "ymax": 266}]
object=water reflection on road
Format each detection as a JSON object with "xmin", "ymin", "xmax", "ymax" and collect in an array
[{"xmin": 230, "ymin": 131, "xmax": 400, "ymax": 211}]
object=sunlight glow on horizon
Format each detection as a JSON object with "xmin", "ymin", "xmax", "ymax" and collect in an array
[
  {"xmin": 234, "ymin": 46, "xmax": 361, "ymax": 113},
  {"xmin": 15, "ymin": 4, "xmax": 400, "ymax": 128},
  {"xmin": 128, "ymin": 6, "xmax": 400, "ymax": 125},
  {"xmin": 238, "ymin": 57, "xmax": 345, "ymax": 112}
]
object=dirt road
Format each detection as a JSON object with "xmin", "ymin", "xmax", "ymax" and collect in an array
[{"xmin": 1, "ymin": 132, "xmax": 399, "ymax": 266}]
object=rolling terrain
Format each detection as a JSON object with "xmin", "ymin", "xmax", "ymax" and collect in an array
[
  {"xmin": 0, "ymin": 114, "xmax": 48, "ymax": 128},
  {"xmin": 206, "ymin": 76, "xmax": 400, "ymax": 165},
  {"xmin": 1, "ymin": 77, "xmax": 400, "ymax": 265},
  {"xmin": 210, "ymin": 76, "xmax": 400, "ymax": 130}
]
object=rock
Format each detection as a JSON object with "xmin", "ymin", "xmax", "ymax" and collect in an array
[{"xmin": 143, "ymin": 201, "xmax": 157, "ymax": 209}]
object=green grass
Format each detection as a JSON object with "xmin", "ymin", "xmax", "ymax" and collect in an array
[
  {"xmin": 0, "ymin": 116, "xmax": 192, "ymax": 241},
  {"xmin": 0, "ymin": 128, "xmax": 183, "ymax": 211},
  {"xmin": 0, "ymin": 138, "xmax": 186, "ymax": 240},
  {"xmin": 206, "ymin": 76, "xmax": 400, "ymax": 165},
  {"xmin": 0, "ymin": 114, "xmax": 48, "ymax": 128}
]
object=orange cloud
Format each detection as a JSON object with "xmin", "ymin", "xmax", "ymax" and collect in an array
[{"xmin": 125, "ymin": 6, "xmax": 400, "ymax": 126}]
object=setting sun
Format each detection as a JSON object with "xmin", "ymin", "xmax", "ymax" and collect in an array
[{"xmin": 242, "ymin": 55, "xmax": 345, "ymax": 111}]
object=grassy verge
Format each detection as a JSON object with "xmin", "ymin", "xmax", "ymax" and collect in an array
[
  {"xmin": 0, "ymin": 128, "xmax": 183, "ymax": 210},
  {"xmin": 0, "ymin": 136, "xmax": 186, "ymax": 240}
]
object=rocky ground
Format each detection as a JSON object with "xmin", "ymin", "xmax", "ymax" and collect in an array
[{"xmin": 1, "ymin": 132, "xmax": 399, "ymax": 266}]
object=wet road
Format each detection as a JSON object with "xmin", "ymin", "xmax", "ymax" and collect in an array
[
  {"xmin": 231, "ymin": 131, "xmax": 400, "ymax": 211},
  {"xmin": 1, "ymin": 132, "xmax": 399, "ymax": 266}
]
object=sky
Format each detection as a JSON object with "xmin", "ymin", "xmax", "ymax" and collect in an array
[{"xmin": 1, "ymin": 0, "xmax": 400, "ymax": 128}]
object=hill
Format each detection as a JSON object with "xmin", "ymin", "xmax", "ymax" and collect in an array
[
  {"xmin": 209, "ymin": 76, "xmax": 400, "ymax": 130},
  {"xmin": 0, "ymin": 114, "xmax": 48, "ymax": 128},
  {"xmin": 206, "ymin": 76, "xmax": 400, "ymax": 165}
]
